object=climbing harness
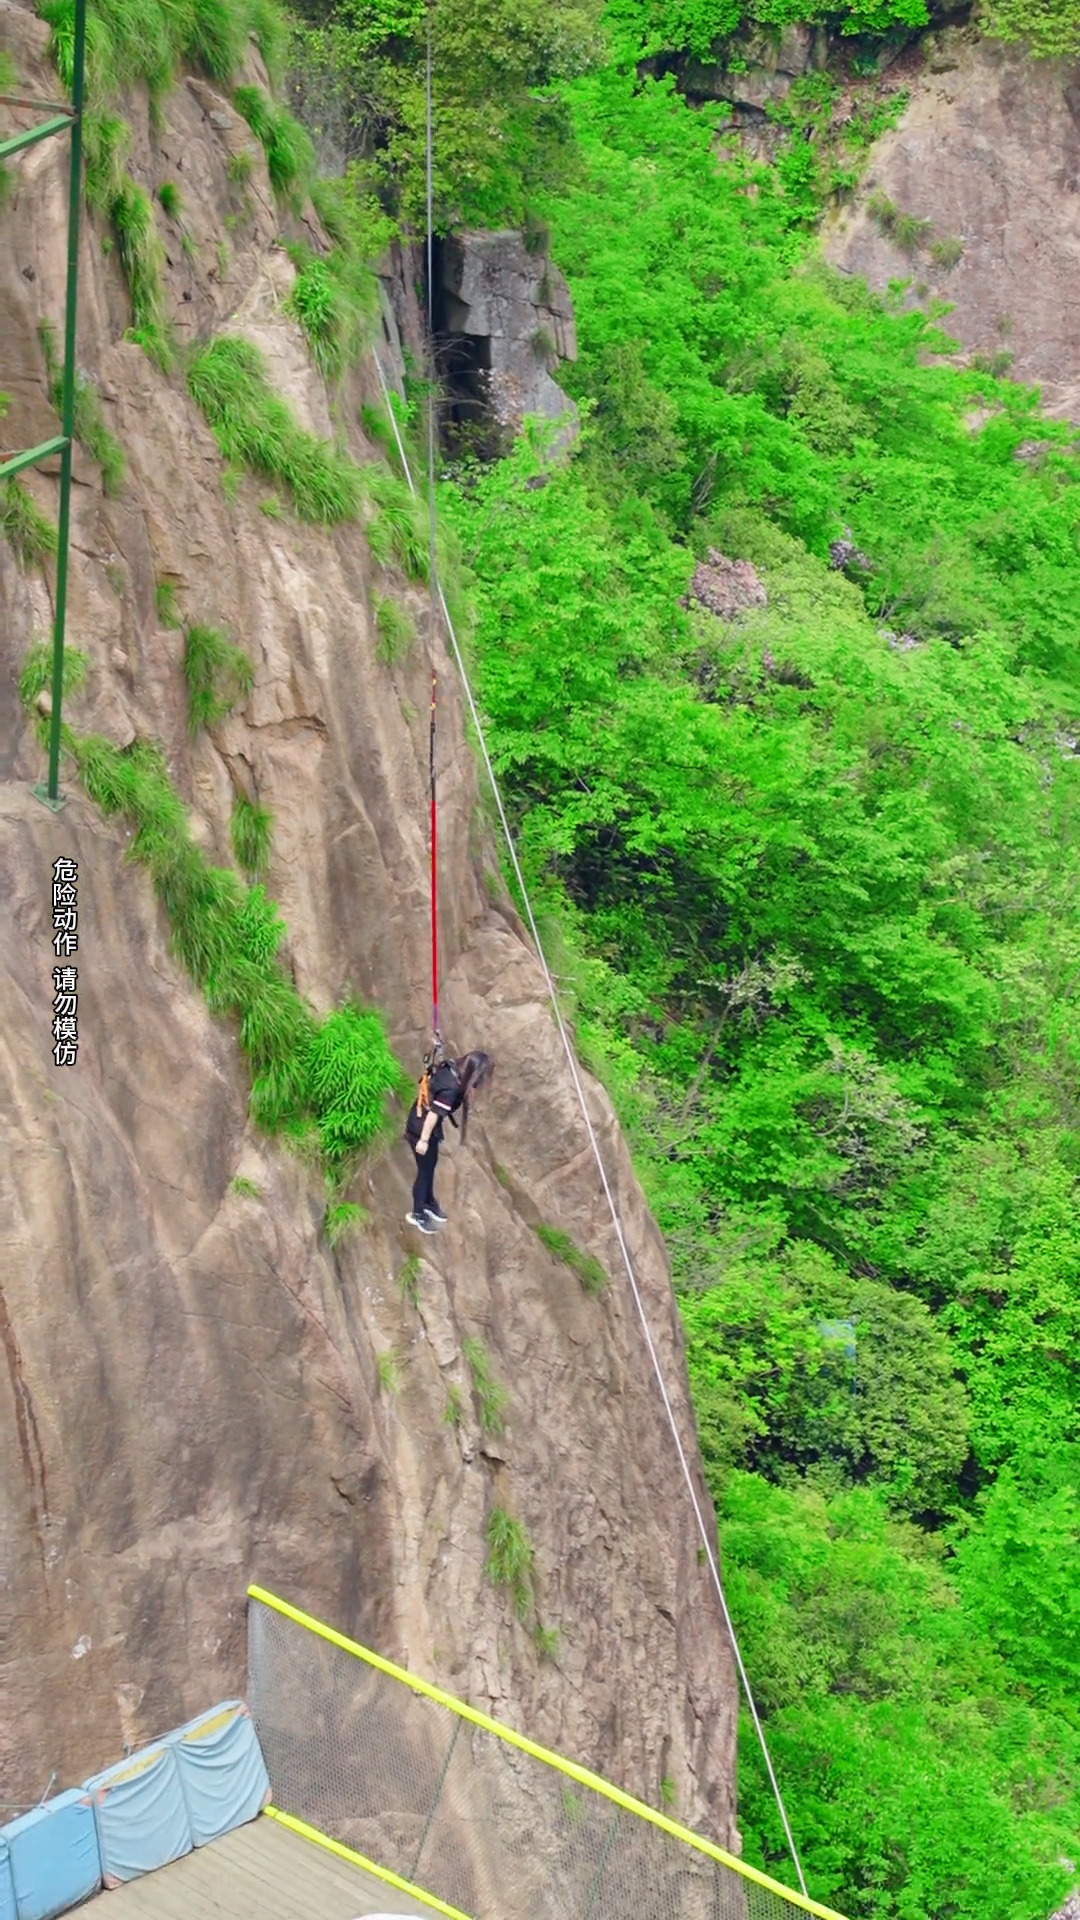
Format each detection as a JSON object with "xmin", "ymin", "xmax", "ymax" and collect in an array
[
  {"xmin": 413, "ymin": 1045, "xmax": 455, "ymax": 1126},
  {"xmin": 373, "ymin": 11, "xmax": 811, "ymax": 1896}
]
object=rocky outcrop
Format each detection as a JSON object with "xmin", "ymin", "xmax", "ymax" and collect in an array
[
  {"xmin": 679, "ymin": 21, "xmax": 829, "ymax": 112},
  {"xmin": 438, "ymin": 230, "xmax": 577, "ymax": 445},
  {"xmin": 683, "ymin": 550, "xmax": 767, "ymax": 620},
  {"xmin": 825, "ymin": 30, "xmax": 1080, "ymax": 418},
  {"xmin": 675, "ymin": 19, "xmax": 1080, "ymax": 418},
  {"xmin": 661, "ymin": 1, "xmax": 971, "ymax": 117},
  {"xmin": 0, "ymin": 0, "xmax": 737, "ymax": 1849}
]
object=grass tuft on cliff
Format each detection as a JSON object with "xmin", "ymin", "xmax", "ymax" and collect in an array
[
  {"xmin": 463, "ymin": 1336, "xmax": 509, "ymax": 1436},
  {"xmin": 83, "ymin": 108, "xmax": 128, "ymax": 214},
  {"xmin": 284, "ymin": 173, "xmax": 392, "ymax": 380},
  {"xmin": 77, "ymin": 111, "xmax": 174, "ymax": 369},
  {"xmin": 286, "ymin": 244, "xmax": 380, "ymax": 381},
  {"xmin": 40, "ymin": 320, "xmax": 126, "ymax": 495},
  {"xmin": 18, "ymin": 641, "xmax": 87, "ymax": 729},
  {"xmin": 485, "ymin": 1508, "xmax": 534, "ymax": 1621},
  {"xmin": 2, "ymin": 480, "xmax": 57, "ymax": 570},
  {"xmin": 372, "ymin": 591, "xmax": 415, "ymax": 665},
  {"xmin": 325, "ymin": 1200, "xmax": 367, "ymax": 1246},
  {"xmin": 39, "ymin": 0, "xmax": 288, "ymax": 104},
  {"xmin": 233, "ymin": 83, "xmax": 314, "ymax": 205},
  {"xmin": 535, "ymin": 1222, "xmax": 608, "ymax": 1296},
  {"xmin": 112, "ymin": 175, "xmax": 173, "ymax": 366},
  {"xmin": 183, "ymin": 622, "xmax": 254, "ymax": 731},
  {"xmin": 364, "ymin": 467, "xmax": 429, "ymax": 581},
  {"xmin": 187, "ymin": 335, "xmax": 363, "ymax": 523},
  {"xmin": 231, "ymin": 791, "xmax": 273, "ymax": 877}
]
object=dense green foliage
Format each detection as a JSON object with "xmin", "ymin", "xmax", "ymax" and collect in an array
[
  {"xmin": 721, "ymin": 1474, "xmax": 1077, "ymax": 1916},
  {"xmin": 286, "ymin": 0, "xmax": 1073, "ymax": 234},
  {"xmin": 446, "ymin": 50, "xmax": 1080, "ymax": 1919},
  {"xmin": 290, "ymin": 0, "xmax": 604, "ymax": 226},
  {"xmin": 980, "ymin": 0, "xmax": 1080, "ymax": 57}
]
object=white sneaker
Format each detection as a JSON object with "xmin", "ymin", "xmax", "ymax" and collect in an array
[{"xmin": 406, "ymin": 1210, "xmax": 437, "ymax": 1235}]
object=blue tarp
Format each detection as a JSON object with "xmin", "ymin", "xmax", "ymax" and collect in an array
[
  {"xmin": 0, "ymin": 1839, "xmax": 17, "ymax": 1920},
  {"xmin": 83, "ymin": 1743, "xmax": 192, "ymax": 1885},
  {"xmin": 1, "ymin": 1791, "xmax": 101, "ymax": 1920},
  {"xmin": 168, "ymin": 1700, "xmax": 269, "ymax": 1845}
]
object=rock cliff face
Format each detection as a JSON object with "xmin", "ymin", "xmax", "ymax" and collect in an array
[
  {"xmin": 0, "ymin": 0, "xmax": 737, "ymax": 1845},
  {"xmin": 665, "ymin": 15, "xmax": 1080, "ymax": 421},
  {"xmin": 825, "ymin": 30, "xmax": 1080, "ymax": 418},
  {"xmin": 438, "ymin": 229, "xmax": 578, "ymax": 446}
]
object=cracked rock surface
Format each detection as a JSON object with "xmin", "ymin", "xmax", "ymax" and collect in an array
[
  {"xmin": 0, "ymin": 0, "xmax": 737, "ymax": 1850},
  {"xmin": 825, "ymin": 30, "xmax": 1080, "ymax": 419}
]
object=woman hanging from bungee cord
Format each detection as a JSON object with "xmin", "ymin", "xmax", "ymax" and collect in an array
[{"xmin": 405, "ymin": 1045, "xmax": 495, "ymax": 1233}]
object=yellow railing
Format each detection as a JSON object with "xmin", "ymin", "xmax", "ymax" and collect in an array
[{"xmin": 246, "ymin": 1584, "xmax": 847, "ymax": 1920}]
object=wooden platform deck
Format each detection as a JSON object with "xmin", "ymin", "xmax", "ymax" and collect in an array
[{"xmin": 86, "ymin": 1814, "xmax": 436, "ymax": 1918}]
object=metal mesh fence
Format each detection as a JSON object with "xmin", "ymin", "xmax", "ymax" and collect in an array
[{"xmin": 247, "ymin": 1591, "xmax": 842, "ymax": 1920}]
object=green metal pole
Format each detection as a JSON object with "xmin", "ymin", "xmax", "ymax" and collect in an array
[
  {"xmin": 0, "ymin": 114, "xmax": 73, "ymax": 161},
  {"xmin": 39, "ymin": 0, "xmax": 86, "ymax": 809},
  {"xmin": 0, "ymin": 435, "xmax": 68, "ymax": 480}
]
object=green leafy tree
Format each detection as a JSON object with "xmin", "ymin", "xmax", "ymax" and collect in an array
[
  {"xmin": 683, "ymin": 1254, "xmax": 970, "ymax": 1511},
  {"xmin": 291, "ymin": 0, "xmax": 603, "ymax": 225},
  {"xmin": 952, "ymin": 1447, "xmax": 1080, "ymax": 1713}
]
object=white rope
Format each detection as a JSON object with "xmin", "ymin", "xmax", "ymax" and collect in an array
[{"xmin": 370, "ymin": 351, "xmax": 810, "ymax": 1898}]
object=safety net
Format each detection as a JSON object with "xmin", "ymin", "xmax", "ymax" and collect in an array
[{"xmin": 246, "ymin": 1587, "xmax": 847, "ymax": 1920}]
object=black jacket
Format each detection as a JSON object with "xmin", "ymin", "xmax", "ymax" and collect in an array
[{"xmin": 405, "ymin": 1062, "xmax": 463, "ymax": 1143}]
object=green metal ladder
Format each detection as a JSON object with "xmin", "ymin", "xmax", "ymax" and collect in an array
[{"xmin": 1, "ymin": 0, "xmax": 87, "ymax": 810}]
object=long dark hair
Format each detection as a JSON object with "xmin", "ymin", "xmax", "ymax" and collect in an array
[{"xmin": 454, "ymin": 1051, "xmax": 494, "ymax": 1141}]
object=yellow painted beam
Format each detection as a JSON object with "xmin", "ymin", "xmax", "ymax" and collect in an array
[
  {"xmin": 263, "ymin": 1805, "xmax": 471, "ymax": 1919},
  {"xmin": 248, "ymin": 1585, "xmax": 849, "ymax": 1920}
]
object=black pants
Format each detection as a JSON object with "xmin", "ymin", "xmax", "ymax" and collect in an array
[{"xmin": 411, "ymin": 1136, "xmax": 439, "ymax": 1215}]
